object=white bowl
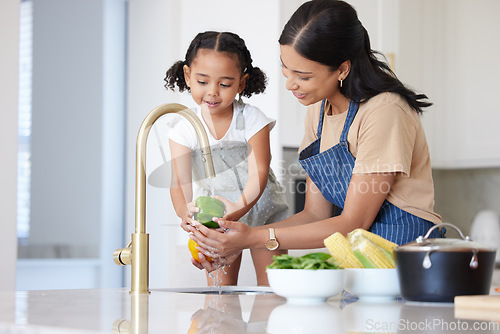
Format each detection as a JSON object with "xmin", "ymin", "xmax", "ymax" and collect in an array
[
  {"xmin": 344, "ymin": 268, "xmax": 400, "ymax": 302},
  {"xmin": 267, "ymin": 269, "xmax": 345, "ymax": 305}
]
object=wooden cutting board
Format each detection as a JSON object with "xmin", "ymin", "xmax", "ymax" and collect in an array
[{"xmin": 454, "ymin": 295, "xmax": 500, "ymax": 321}]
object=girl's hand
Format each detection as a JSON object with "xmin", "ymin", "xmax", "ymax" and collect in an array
[
  {"xmin": 212, "ymin": 195, "xmax": 246, "ymax": 222},
  {"xmin": 180, "ymin": 201, "xmax": 199, "ymax": 232},
  {"xmin": 191, "ymin": 250, "xmax": 242, "ymax": 273},
  {"xmin": 190, "ymin": 252, "xmax": 218, "ymax": 272},
  {"xmin": 211, "ymin": 196, "xmax": 239, "ymax": 218}
]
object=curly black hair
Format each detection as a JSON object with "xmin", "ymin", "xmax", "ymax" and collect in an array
[{"xmin": 165, "ymin": 31, "xmax": 267, "ymax": 98}]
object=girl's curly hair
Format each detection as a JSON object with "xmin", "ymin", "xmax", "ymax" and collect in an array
[{"xmin": 165, "ymin": 31, "xmax": 267, "ymax": 98}]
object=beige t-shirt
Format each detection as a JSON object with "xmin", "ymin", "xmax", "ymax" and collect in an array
[{"xmin": 299, "ymin": 92, "xmax": 442, "ymax": 224}]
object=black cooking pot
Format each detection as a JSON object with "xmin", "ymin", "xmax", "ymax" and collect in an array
[{"xmin": 394, "ymin": 223, "xmax": 497, "ymax": 303}]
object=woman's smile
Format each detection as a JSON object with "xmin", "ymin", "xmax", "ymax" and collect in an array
[
  {"xmin": 292, "ymin": 92, "xmax": 306, "ymax": 99},
  {"xmin": 280, "ymin": 45, "xmax": 340, "ymax": 106}
]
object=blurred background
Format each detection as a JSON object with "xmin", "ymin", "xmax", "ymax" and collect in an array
[{"xmin": 1, "ymin": 0, "xmax": 499, "ymax": 291}]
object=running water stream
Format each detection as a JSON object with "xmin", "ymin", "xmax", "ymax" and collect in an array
[{"xmin": 206, "ymin": 178, "xmax": 229, "ymax": 290}]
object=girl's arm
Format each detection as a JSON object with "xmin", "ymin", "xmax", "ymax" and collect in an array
[
  {"xmin": 218, "ymin": 125, "xmax": 271, "ymax": 221},
  {"xmin": 169, "ymin": 139, "xmax": 195, "ymax": 232},
  {"xmin": 189, "ymin": 172, "xmax": 395, "ymax": 261}
]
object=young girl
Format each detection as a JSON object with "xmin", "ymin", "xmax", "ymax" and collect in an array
[{"xmin": 164, "ymin": 31, "xmax": 288, "ymax": 286}]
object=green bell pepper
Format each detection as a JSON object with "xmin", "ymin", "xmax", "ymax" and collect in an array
[{"xmin": 194, "ymin": 196, "xmax": 225, "ymax": 228}]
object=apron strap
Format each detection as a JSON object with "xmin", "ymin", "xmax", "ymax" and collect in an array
[
  {"xmin": 339, "ymin": 100, "xmax": 358, "ymax": 142},
  {"xmin": 235, "ymin": 101, "xmax": 245, "ymax": 130},
  {"xmin": 317, "ymin": 99, "xmax": 358, "ymax": 142},
  {"xmin": 316, "ymin": 100, "xmax": 327, "ymax": 137}
]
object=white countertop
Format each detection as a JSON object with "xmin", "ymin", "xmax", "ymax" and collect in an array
[{"xmin": 0, "ymin": 284, "xmax": 499, "ymax": 334}]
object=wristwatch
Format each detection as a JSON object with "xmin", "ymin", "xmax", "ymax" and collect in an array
[{"xmin": 265, "ymin": 228, "xmax": 279, "ymax": 251}]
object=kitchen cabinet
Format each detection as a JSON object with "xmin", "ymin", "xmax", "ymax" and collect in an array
[{"xmin": 397, "ymin": 0, "xmax": 500, "ymax": 168}]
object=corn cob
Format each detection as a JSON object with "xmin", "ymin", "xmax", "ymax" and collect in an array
[
  {"xmin": 347, "ymin": 229, "xmax": 397, "ymax": 268},
  {"xmin": 324, "ymin": 232, "xmax": 363, "ymax": 268},
  {"xmin": 347, "ymin": 228, "xmax": 398, "ymax": 253},
  {"xmin": 349, "ymin": 237, "xmax": 395, "ymax": 268}
]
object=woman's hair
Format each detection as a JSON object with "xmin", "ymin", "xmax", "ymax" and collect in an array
[
  {"xmin": 165, "ymin": 31, "xmax": 267, "ymax": 98},
  {"xmin": 279, "ymin": 0, "xmax": 431, "ymax": 113}
]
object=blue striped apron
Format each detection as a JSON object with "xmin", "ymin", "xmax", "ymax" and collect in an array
[{"xmin": 298, "ymin": 100, "xmax": 441, "ymax": 245}]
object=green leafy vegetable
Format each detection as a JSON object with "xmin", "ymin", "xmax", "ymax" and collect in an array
[{"xmin": 267, "ymin": 253, "xmax": 339, "ymax": 270}]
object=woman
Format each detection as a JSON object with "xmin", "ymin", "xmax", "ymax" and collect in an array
[{"xmin": 187, "ymin": 0, "xmax": 443, "ymax": 270}]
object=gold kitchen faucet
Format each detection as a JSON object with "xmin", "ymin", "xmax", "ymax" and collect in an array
[{"xmin": 113, "ymin": 104, "xmax": 215, "ymax": 294}]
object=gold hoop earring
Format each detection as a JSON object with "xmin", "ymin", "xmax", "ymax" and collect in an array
[{"xmin": 340, "ymin": 79, "xmax": 343, "ymax": 88}]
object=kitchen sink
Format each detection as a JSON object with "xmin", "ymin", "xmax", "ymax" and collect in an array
[{"xmin": 153, "ymin": 286, "xmax": 274, "ymax": 295}]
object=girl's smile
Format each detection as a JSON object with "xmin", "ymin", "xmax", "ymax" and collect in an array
[
  {"xmin": 203, "ymin": 100, "xmax": 222, "ymax": 108},
  {"xmin": 183, "ymin": 49, "xmax": 247, "ymax": 117}
]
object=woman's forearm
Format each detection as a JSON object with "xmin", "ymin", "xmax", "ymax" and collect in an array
[
  {"xmin": 249, "ymin": 176, "xmax": 340, "ymax": 249},
  {"xmin": 270, "ymin": 215, "xmax": 356, "ymax": 249},
  {"xmin": 251, "ymin": 173, "xmax": 396, "ymax": 250},
  {"xmin": 250, "ymin": 211, "xmax": 340, "ymax": 250},
  {"xmin": 255, "ymin": 206, "xmax": 326, "ymax": 230}
]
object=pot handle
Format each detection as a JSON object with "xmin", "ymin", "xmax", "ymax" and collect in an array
[
  {"xmin": 419, "ymin": 223, "xmax": 480, "ymax": 271},
  {"xmin": 419, "ymin": 222, "xmax": 470, "ymax": 242}
]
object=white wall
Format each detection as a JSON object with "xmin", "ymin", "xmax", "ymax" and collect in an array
[{"xmin": 0, "ymin": 0, "xmax": 20, "ymax": 291}]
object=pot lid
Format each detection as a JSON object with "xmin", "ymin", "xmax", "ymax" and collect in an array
[{"xmin": 395, "ymin": 223, "xmax": 497, "ymax": 252}]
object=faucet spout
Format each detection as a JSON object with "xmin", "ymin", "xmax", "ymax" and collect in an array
[{"xmin": 113, "ymin": 103, "xmax": 215, "ymax": 294}]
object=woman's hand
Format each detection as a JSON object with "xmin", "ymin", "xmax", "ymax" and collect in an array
[{"xmin": 187, "ymin": 218, "xmax": 252, "ymax": 271}]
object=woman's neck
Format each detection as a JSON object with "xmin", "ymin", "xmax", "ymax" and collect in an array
[{"xmin": 326, "ymin": 94, "xmax": 350, "ymax": 115}]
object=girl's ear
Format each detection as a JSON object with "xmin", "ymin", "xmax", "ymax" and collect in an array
[
  {"xmin": 183, "ymin": 65, "xmax": 191, "ymax": 87},
  {"xmin": 338, "ymin": 60, "xmax": 351, "ymax": 81},
  {"xmin": 238, "ymin": 73, "xmax": 249, "ymax": 94}
]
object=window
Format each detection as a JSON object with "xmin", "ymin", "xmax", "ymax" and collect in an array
[{"xmin": 17, "ymin": 0, "xmax": 33, "ymax": 241}]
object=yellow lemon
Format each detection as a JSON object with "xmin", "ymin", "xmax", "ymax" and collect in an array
[{"xmin": 188, "ymin": 238, "xmax": 213, "ymax": 263}]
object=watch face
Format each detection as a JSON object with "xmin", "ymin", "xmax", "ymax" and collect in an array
[{"xmin": 266, "ymin": 240, "xmax": 279, "ymax": 251}]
